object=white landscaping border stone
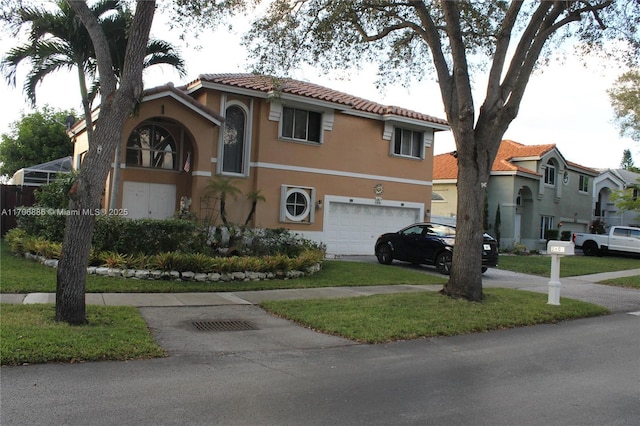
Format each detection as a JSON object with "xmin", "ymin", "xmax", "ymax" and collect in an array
[{"xmin": 23, "ymin": 252, "xmax": 322, "ymax": 283}]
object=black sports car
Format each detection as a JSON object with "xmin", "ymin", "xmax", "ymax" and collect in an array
[{"xmin": 374, "ymin": 222, "xmax": 499, "ymax": 275}]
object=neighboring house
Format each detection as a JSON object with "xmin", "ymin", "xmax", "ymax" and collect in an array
[
  {"xmin": 593, "ymin": 168, "xmax": 640, "ymax": 228},
  {"xmin": 71, "ymin": 73, "xmax": 449, "ymax": 255},
  {"xmin": 432, "ymin": 140, "xmax": 599, "ymax": 251}
]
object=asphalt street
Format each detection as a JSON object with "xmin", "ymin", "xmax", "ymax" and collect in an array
[
  {"xmin": 1, "ymin": 262, "xmax": 640, "ymax": 425},
  {"xmin": 1, "ymin": 310, "xmax": 639, "ymax": 425}
]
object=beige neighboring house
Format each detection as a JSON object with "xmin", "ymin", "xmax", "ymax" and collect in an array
[
  {"xmin": 432, "ymin": 140, "xmax": 599, "ymax": 251},
  {"xmin": 71, "ymin": 73, "xmax": 449, "ymax": 255}
]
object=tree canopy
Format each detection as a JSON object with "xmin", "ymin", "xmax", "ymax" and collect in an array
[
  {"xmin": 2, "ymin": 0, "xmax": 185, "ymax": 141},
  {"xmin": 620, "ymin": 149, "xmax": 640, "ymax": 172},
  {"xmin": 0, "ymin": 106, "xmax": 75, "ymax": 177},
  {"xmin": 609, "ymin": 70, "xmax": 640, "ymax": 142},
  {"xmin": 234, "ymin": 0, "xmax": 640, "ymax": 301}
]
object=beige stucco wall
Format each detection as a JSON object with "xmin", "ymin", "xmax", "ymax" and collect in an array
[
  {"xmin": 431, "ymin": 182, "xmax": 458, "ymax": 218},
  {"xmin": 74, "ymin": 86, "xmax": 438, "ymax": 231}
]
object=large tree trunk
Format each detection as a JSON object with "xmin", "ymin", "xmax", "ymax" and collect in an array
[
  {"xmin": 440, "ymin": 139, "xmax": 490, "ymax": 301},
  {"xmin": 55, "ymin": 0, "xmax": 155, "ymax": 324}
]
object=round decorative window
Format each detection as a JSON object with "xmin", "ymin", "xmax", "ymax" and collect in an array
[
  {"xmin": 285, "ymin": 188, "xmax": 310, "ymax": 221},
  {"xmin": 563, "ymin": 171, "xmax": 569, "ymax": 185}
]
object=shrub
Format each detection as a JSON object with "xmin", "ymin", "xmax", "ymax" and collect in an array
[
  {"xmin": 99, "ymin": 251, "xmax": 127, "ymax": 268},
  {"xmin": 150, "ymin": 252, "xmax": 180, "ymax": 271},
  {"xmin": 15, "ymin": 174, "xmax": 77, "ymax": 243},
  {"xmin": 560, "ymin": 231, "xmax": 572, "ymax": 241},
  {"xmin": 5, "ymin": 228, "xmax": 27, "ymax": 255},
  {"xmin": 92, "ymin": 217, "xmax": 207, "ymax": 255},
  {"xmin": 125, "ymin": 253, "xmax": 150, "ymax": 270},
  {"xmin": 544, "ymin": 229, "xmax": 559, "ymax": 241},
  {"xmin": 244, "ymin": 228, "xmax": 326, "ymax": 257},
  {"xmin": 176, "ymin": 253, "xmax": 217, "ymax": 273}
]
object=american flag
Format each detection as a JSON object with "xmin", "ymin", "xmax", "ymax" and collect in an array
[{"xmin": 183, "ymin": 152, "xmax": 191, "ymax": 173}]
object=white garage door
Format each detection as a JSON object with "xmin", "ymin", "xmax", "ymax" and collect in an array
[
  {"xmin": 325, "ymin": 201, "xmax": 421, "ymax": 255},
  {"xmin": 122, "ymin": 182, "xmax": 176, "ymax": 220}
]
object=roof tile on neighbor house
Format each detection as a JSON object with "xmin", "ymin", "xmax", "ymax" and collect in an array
[
  {"xmin": 433, "ymin": 139, "xmax": 591, "ymax": 180},
  {"xmin": 433, "ymin": 152, "xmax": 459, "ymax": 179},
  {"xmin": 190, "ymin": 73, "xmax": 449, "ymax": 127}
]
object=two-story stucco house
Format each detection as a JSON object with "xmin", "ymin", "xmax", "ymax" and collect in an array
[
  {"xmin": 593, "ymin": 168, "xmax": 640, "ymax": 229},
  {"xmin": 432, "ymin": 140, "xmax": 599, "ymax": 251},
  {"xmin": 71, "ymin": 73, "xmax": 450, "ymax": 255}
]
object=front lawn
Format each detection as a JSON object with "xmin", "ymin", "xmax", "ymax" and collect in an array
[
  {"xmin": 598, "ymin": 275, "xmax": 640, "ymax": 289},
  {"xmin": 0, "ymin": 304, "xmax": 165, "ymax": 365},
  {"xmin": 497, "ymin": 254, "xmax": 640, "ymax": 277},
  {"xmin": 261, "ymin": 288, "xmax": 610, "ymax": 343}
]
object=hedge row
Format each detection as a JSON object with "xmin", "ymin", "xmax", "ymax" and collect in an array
[{"xmin": 6, "ymin": 229, "xmax": 325, "ymax": 274}]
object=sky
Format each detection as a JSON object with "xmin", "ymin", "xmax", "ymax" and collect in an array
[{"xmin": 0, "ymin": 8, "xmax": 637, "ymax": 171}]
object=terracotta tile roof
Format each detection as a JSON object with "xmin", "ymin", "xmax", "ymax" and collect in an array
[
  {"xmin": 190, "ymin": 73, "xmax": 448, "ymax": 127},
  {"xmin": 144, "ymin": 83, "xmax": 224, "ymax": 123},
  {"xmin": 433, "ymin": 140, "xmax": 565, "ymax": 179},
  {"xmin": 433, "ymin": 152, "xmax": 459, "ymax": 179},
  {"xmin": 491, "ymin": 139, "xmax": 554, "ymax": 174}
]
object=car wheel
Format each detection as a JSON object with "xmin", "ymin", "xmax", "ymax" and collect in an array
[
  {"xmin": 375, "ymin": 244, "xmax": 393, "ymax": 265},
  {"xmin": 481, "ymin": 266, "xmax": 488, "ymax": 273},
  {"xmin": 582, "ymin": 241, "xmax": 599, "ymax": 257},
  {"xmin": 435, "ymin": 251, "xmax": 452, "ymax": 275}
]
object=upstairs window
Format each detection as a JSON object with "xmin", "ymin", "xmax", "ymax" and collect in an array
[
  {"xmin": 281, "ymin": 107, "xmax": 322, "ymax": 143},
  {"xmin": 126, "ymin": 124, "xmax": 176, "ymax": 170},
  {"xmin": 544, "ymin": 161, "xmax": 556, "ymax": 186},
  {"xmin": 394, "ymin": 128, "xmax": 423, "ymax": 159},
  {"xmin": 579, "ymin": 175, "xmax": 589, "ymax": 193},
  {"xmin": 222, "ymin": 105, "xmax": 246, "ymax": 174}
]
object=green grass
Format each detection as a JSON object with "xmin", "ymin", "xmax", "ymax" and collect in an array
[
  {"xmin": 2, "ymin": 240, "xmax": 627, "ymax": 365},
  {"xmin": 598, "ymin": 275, "xmax": 640, "ymax": 289},
  {"xmin": 261, "ymin": 288, "xmax": 610, "ymax": 343},
  {"xmin": 498, "ymin": 254, "xmax": 640, "ymax": 277},
  {"xmin": 0, "ymin": 304, "xmax": 165, "ymax": 365}
]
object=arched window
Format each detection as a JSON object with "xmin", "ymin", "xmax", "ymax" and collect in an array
[
  {"xmin": 222, "ymin": 105, "xmax": 246, "ymax": 174},
  {"xmin": 126, "ymin": 124, "xmax": 176, "ymax": 170},
  {"xmin": 544, "ymin": 160, "xmax": 556, "ymax": 186}
]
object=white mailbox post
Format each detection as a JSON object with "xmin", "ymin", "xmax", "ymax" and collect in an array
[{"xmin": 546, "ymin": 240, "xmax": 575, "ymax": 305}]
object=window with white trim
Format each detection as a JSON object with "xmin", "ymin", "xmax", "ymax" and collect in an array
[
  {"xmin": 544, "ymin": 161, "xmax": 556, "ymax": 186},
  {"xmin": 280, "ymin": 185, "xmax": 315, "ymax": 224},
  {"xmin": 393, "ymin": 128, "xmax": 423, "ymax": 159},
  {"xmin": 281, "ymin": 107, "xmax": 322, "ymax": 143},
  {"xmin": 222, "ymin": 105, "xmax": 246, "ymax": 174},
  {"xmin": 578, "ymin": 175, "xmax": 589, "ymax": 193},
  {"xmin": 540, "ymin": 215, "xmax": 554, "ymax": 240}
]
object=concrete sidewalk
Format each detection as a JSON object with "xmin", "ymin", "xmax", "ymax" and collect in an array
[{"xmin": 1, "ymin": 268, "xmax": 639, "ymax": 313}]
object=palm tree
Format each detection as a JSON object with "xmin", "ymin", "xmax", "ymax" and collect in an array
[
  {"xmin": 205, "ymin": 176, "xmax": 242, "ymax": 228},
  {"xmin": 244, "ymin": 189, "xmax": 266, "ymax": 228},
  {"xmin": 2, "ymin": 0, "xmax": 186, "ymax": 208},
  {"xmin": 2, "ymin": 0, "xmax": 186, "ymax": 129}
]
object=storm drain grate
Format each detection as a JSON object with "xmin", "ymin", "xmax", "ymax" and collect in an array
[{"xmin": 191, "ymin": 320, "xmax": 258, "ymax": 332}]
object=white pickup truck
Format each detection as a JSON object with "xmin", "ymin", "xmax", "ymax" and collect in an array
[{"xmin": 572, "ymin": 226, "xmax": 640, "ymax": 257}]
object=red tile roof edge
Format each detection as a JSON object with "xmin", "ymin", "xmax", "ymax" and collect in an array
[{"xmin": 186, "ymin": 73, "xmax": 448, "ymax": 127}]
